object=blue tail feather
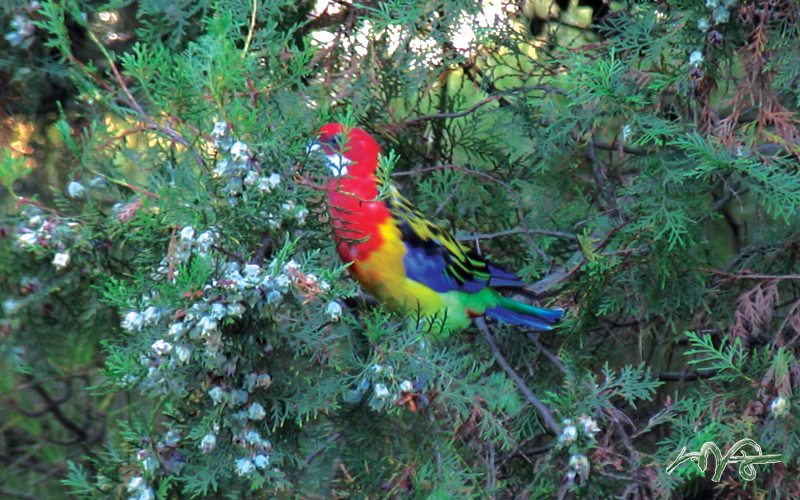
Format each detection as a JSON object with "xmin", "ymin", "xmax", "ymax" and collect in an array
[{"xmin": 485, "ymin": 299, "xmax": 563, "ymax": 330}]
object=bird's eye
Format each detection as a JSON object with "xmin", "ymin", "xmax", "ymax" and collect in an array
[{"xmin": 329, "ymin": 134, "xmax": 343, "ymax": 149}]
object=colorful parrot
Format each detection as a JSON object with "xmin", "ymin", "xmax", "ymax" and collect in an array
[{"xmin": 310, "ymin": 123, "xmax": 563, "ymax": 334}]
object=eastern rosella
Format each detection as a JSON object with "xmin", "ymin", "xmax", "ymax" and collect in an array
[{"xmin": 311, "ymin": 123, "xmax": 563, "ymax": 333}]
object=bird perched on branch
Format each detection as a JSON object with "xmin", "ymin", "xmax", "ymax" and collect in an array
[{"xmin": 310, "ymin": 123, "xmax": 562, "ymax": 334}]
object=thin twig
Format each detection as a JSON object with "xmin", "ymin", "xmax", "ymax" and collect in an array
[
  {"xmin": 403, "ymin": 96, "xmax": 501, "ymax": 125},
  {"xmin": 304, "ymin": 432, "xmax": 342, "ymax": 465},
  {"xmin": 520, "ymin": 219, "xmax": 630, "ymax": 297},
  {"xmin": 539, "ymin": 117, "xmax": 652, "ymax": 155},
  {"xmin": 655, "ymin": 370, "xmax": 718, "ymax": 382},
  {"xmin": 85, "ymin": 29, "xmax": 205, "ymax": 168},
  {"xmin": 588, "ymin": 137, "xmax": 619, "ymax": 219},
  {"xmin": 0, "ymin": 486, "xmax": 46, "ymax": 500},
  {"xmin": 66, "ymin": 55, "xmax": 115, "ymax": 92},
  {"xmin": 400, "ymin": 84, "xmax": 570, "ymax": 128},
  {"xmin": 475, "ymin": 317, "xmax": 560, "ymax": 435},
  {"xmin": 704, "ymin": 270, "xmax": 800, "ymax": 280},
  {"xmin": 592, "ymin": 139, "xmax": 650, "ymax": 155},
  {"xmin": 211, "ymin": 245, "xmax": 247, "ymax": 264},
  {"xmin": 88, "ymin": 170, "xmax": 162, "ymax": 199},
  {"xmin": 456, "ymin": 228, "xmax": 577, "ymax": 242},
  {"xmin": 526, "ymin": 333, "xmax": 567, "ymax": 374},
  {"xmin": 25, "ymin": 376, "xmax": 89, "ymax": 442},
  {"xmin": 775, "ymin": 299, "xmax": 800, "ymax": 349},
  {"xmin": 166, "ymin": 113, "xmax": 216, "ymax": 142},
  {"xmin": 294, "ymin": 174, "xmax": 328, "ymax": 191},
  {"xmin": 15, "ymin": 198, "xmax": 62, "ymax": 215},
  {"xmin": 486, "ymin": 442, "xmax": 496, "ymax": 498},
  {"xmin": 107, "ymin": 58, "xmax": 190, "ymax": 149},
  {"xmin": 499, "ymin": 441, "xmax": 552, "ymax": 466},
  {"xmin": 250, "ymin": 233, "xmax": 274, "ymax": 266},
  {"xmin": 97, "ymin": 126, "xmax": 147, "ymax": 151},
  {"xmin": 242, "ymin": 0, "xmax": 258, "ymax": 57},
  {"xmin": 432, "ymin": 174, "xmax": 465, "ymax": 217}
]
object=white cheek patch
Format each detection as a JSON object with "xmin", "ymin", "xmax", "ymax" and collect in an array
[
  {"xmin": 325, "ymin": 154, "xmax": 351, "ymax": 177},
  {"xmin": 307, "ymin": 143, "xmax": 352, "ymax": 176}
]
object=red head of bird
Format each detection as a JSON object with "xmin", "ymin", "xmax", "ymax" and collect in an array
[{"xmin": 313, "ymin": 123, "xmax": 382, "ymax": 178}]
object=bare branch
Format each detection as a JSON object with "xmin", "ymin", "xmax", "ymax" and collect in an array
[
  {"xmin": 402, "ymin": 96, "xmax": 501, "ymax": 125},
  {"xmin": 476, "ymin": 317, "xmax": 560, "ymax": 435},
  {"xmin": 705, "ymin": 270, "xmax": 800, "ymax": 281},
  {"xmin": 456, "ymin": 228, "xmax": 577, "ymax": 242},
  {"xmin": 304, "ymin": 432, "xmax": 342, "ymax": 465},
  {"xmin": 0, "ymin": 486, "xmax": 46, "ymax": 500},
  {"xmin": 655, "ymin": 370, "xmax": 719, "ymax": 382}
]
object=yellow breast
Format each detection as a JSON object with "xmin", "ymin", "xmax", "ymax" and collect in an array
[{"xmin": 351, "ymin": 220, "xmax": 447, "ymax": 316}]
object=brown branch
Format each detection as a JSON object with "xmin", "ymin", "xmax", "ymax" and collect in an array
[
  {"xmin": 99, "ymin": 174, "xmax": 162, "ymax": 199},
  {"xmin": 592, "ymin": 138, "xmax": 651, "ymax": 156},
  {"xmin": 655, "ymin": 370, "xmax": 718, "ymax": 382},
  {"xmin": 15, "ymin": 198, "xmax": 62, "ymax": 215},
  {"xmin": 250, "ymin": 233, "xmax": 274, "ymax": 266},
  {"xmin": 456, "ymin": 228, "xmax": 577, "ymax": 242},
  {"xmin": 704, "ymin": 270, "xmax": 800, "ymax": 281},
  {"xmin": 211, "ymin": 245, "xmax": 247, "ymax": 264},
  {"xmin": 107, "ymin": 60, "xmax": 185, "ymax": 145},
  {"xmin": 588, "ymin": 137, "xmax": 620, "ymax": 219},
  {"xmin": 24, "ymin": 376, "xmax": 89, "ymax": 442},
  {"xmin": 70, "ymin": 34, "xmax": 206, "ymax": 170},
  {"xmin": 475, "ymin": 317, "xmax": 560, "ymax": 435},
  {"xmin": 304, "ymin": 432, "xmax": 342, "ymax": 465},
  {"xmin": 432, "ymin": 174, "xmax": 465, "ymax": 217},
  {"xmin": 12, "ymin": 395, "xmax": 68, "ymax": 419},
  {"xmin": 526, "ymin": 333, "xmax": 567, "ymax": 374},
  {"xmin": 66, "ymin": 55, "xmax": 115, "ymax": 93},
  {"xmin": 104, "ymin": 55, "xmax": 205, "ymax": 168},
  {"xmin": 402, "ymin": 96, "xmax": 501, "ymax": 125},
  {"xmin": 524, "ymin": 219, "xmax": 632, "ymax": 296},
  {"xmin": 776, "ymin": 299, "xmax": 800, "ymax": 349},
  {"xmin": 498, "ymin": 440, "xmax": 552, "ymax": 466},
  {"xmin": 166, "ymin": 114, "xmax": 216, "ymax": 143},
  {"xmin": 539, "ymin": 117, "xmax": 653, "ymax": 155},
  {"xmin": 0, "ymin": 486, "xmax": 46, "ymax": 500},
  {"xmin": 97, "ymin": 126, "xmax": 147, "ymax": 151},
  {"xmin": 294, "ymin": 174, "xmax": 328, "ymax": 191}
]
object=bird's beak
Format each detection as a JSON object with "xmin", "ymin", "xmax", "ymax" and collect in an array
[{"xmin": 307, "ymin": 141, "xmax": 351, "ymax": 177}]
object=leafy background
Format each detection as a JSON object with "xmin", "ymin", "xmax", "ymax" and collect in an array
[{"xmin": 1, "ymin": 0, "xmax": 799, "ymax": 499}]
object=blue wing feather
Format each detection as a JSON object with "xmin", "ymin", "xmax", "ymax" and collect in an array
[
  {"xmin": 397, "ymin": 224, "xmax": 521, "ymax": 294},
  {"xmin": 402, "ymin": 243, "xmax": 463, "ymax": 293},
  {"xmin": 387, "ymin": 185, "xmax": 524, "ymax": 295}
]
